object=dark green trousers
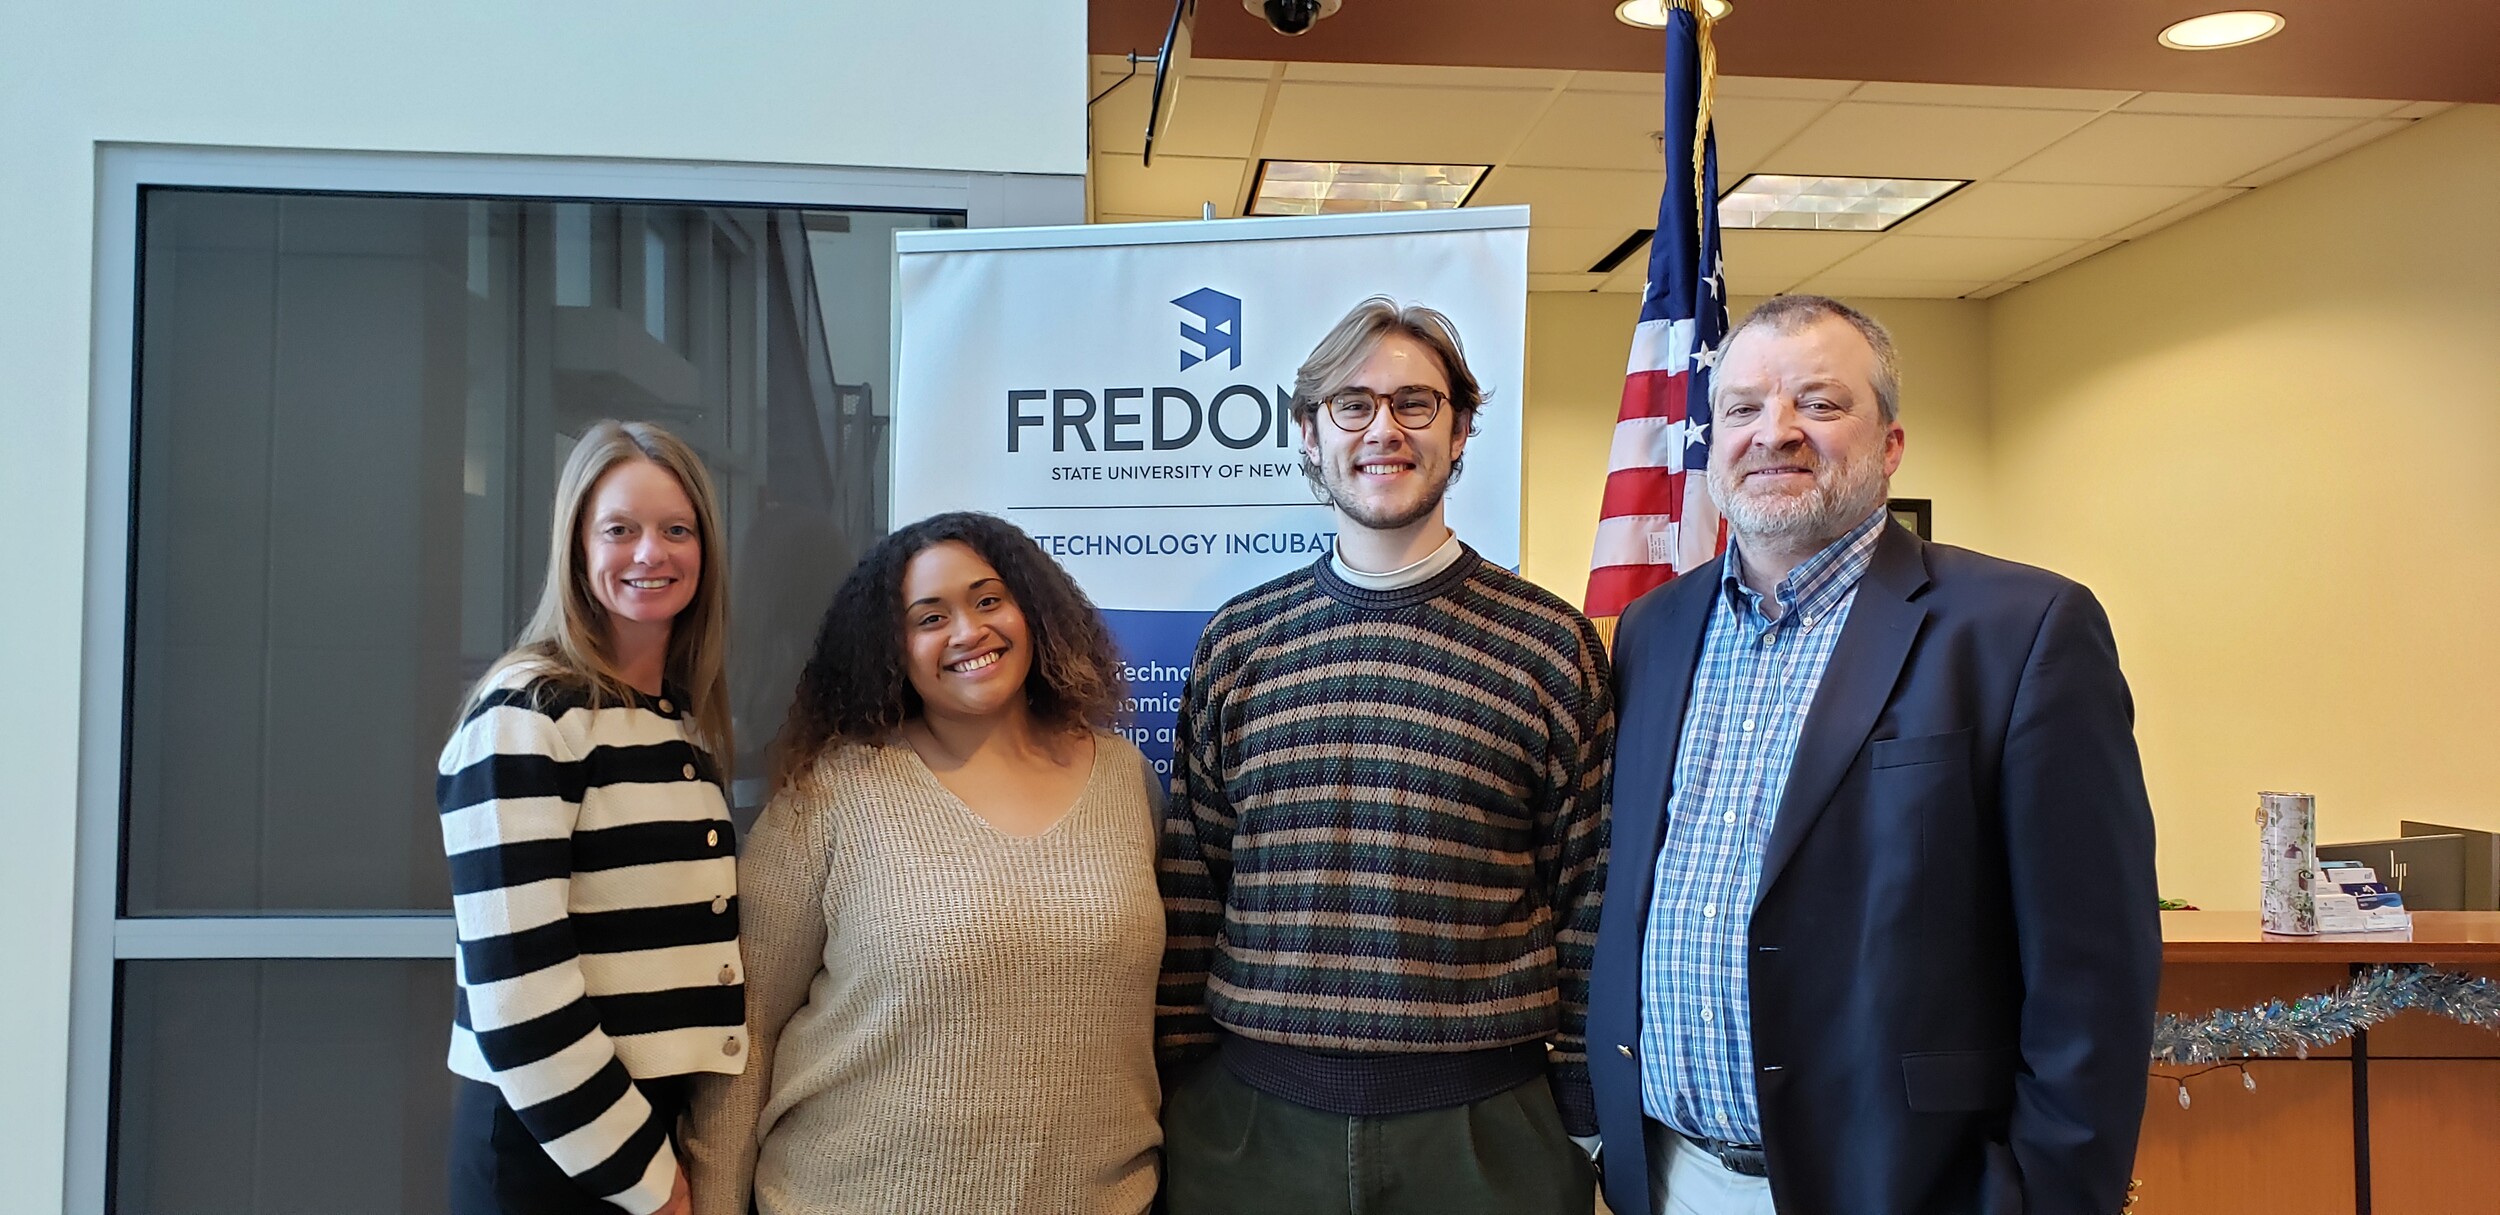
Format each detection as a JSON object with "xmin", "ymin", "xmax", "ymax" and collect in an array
[{"xmin": 1162, "ymin": 1057, "xmax": 1597, "ymax": 1215}]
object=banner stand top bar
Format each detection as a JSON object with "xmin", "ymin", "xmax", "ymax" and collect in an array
[{"xmin": 897, "ymin": 204, "xmax": 1530, "ymax": 256}]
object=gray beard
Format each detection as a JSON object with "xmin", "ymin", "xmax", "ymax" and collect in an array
[{"xmin": 1708, "ymin": 447, "xmax": 1889, "ymax": 553}]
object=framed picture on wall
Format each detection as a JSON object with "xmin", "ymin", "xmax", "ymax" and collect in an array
[{"xmin": 1888, "ymin": 497, "xmax": 1932, "ymax": 540}]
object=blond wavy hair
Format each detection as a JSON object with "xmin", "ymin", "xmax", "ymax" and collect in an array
[{"xmin": 468, "ymin": 420, "xmax": 733, "ymax": 767}]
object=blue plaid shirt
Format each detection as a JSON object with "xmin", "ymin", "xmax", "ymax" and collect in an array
[{"xmin": 1639, "ymin": 506, "xmax": 1889, "ymax": 1143}]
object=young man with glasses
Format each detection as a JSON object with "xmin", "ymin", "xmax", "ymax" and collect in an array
[{"xmin": 1156, "ymin": 297, "xmax": 1614, "ymax": 1215}]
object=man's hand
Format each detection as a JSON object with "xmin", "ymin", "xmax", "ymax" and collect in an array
[{"xmin": 655, "ymin": 1166, "xmax": 691, "ymax": 1215}]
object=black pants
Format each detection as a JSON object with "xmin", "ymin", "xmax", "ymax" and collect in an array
[
  {"xmin": 1162, "ymin": 1056, "xmax": 1595, "ymax": 1215},
  {"xmin": 448, "ymin": 1076, "xmax": 688, "ymax": 1215}
]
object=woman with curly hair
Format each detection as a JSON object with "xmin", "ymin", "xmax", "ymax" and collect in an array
[{"xmin": 684, "ymin": 512, "xmax": 1162, "ymax": 1215}]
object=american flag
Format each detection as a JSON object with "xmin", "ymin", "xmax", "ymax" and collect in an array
[{"xmin": 1585, "ymin": 0, "xmax": 1727, "ymax": 625}]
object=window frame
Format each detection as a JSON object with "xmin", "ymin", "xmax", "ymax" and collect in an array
[{"xmin": 69, "ymin": 144, "xmax": 1077, "ymax": 1214}]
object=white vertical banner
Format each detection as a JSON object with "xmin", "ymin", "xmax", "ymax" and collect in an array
[{"xmin": 893, "ymin": 207, "xmax": 1528, "ymax": 774}]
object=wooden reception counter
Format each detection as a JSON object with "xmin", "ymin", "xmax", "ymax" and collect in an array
[{"xmin": 2135, "ymin": 911, "xmax": 2500, "ymax": 1214}]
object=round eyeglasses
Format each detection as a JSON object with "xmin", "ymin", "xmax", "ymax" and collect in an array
[{"xmin": 1324, "ymin": 386, "xmax": 1449, "ymax": 432}]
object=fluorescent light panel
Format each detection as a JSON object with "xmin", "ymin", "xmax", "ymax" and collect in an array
[
  {"xmin": 1247, "ymin": 161, "xmax": 1489, "ymax": 217},
  {"xmin": 1718, "ymin": 174, "xmax": 1966, "ymax": 232}
]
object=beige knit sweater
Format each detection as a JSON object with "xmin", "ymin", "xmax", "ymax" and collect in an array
[{"xmin": 683, "ymin": 735, "xmax": 1164, "ymax": 1215}]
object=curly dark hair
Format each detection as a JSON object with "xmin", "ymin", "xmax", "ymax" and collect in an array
[{"xmin": 770, "ymin": 511, "xmax": 1126, "ymax": 787}]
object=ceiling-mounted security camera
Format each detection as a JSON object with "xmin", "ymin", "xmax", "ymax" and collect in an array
[{"xmin": 1244, "ymin": 0, "xmax": 1340, "ymax": 36}]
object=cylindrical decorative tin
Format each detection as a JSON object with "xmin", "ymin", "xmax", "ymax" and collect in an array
[{"xmin": 2258, "ymin": 790, "xmax": 2318, "ymax": 936}]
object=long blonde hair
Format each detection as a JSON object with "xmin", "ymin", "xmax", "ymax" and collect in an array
[{"xmin": 469, "ymin": 420, "xmax": 734, "ymax": 767}]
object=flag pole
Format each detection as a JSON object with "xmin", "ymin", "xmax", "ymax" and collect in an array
[
  {"xmin": 1583, "ymin": 0, "xmax": 1732, "ymax": 642},
  {"xmin": 1671, "ymin": 0, "xmax": 1720, "ymax": 227}
]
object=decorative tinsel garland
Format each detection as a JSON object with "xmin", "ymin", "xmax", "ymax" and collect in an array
[{"xmin": 2150, "ymin": 964, "xmax": 2500, "ymax": 1066}]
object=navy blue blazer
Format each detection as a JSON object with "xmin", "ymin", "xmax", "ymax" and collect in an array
[{"xmin": 1591, "ymin": 522, "xmax": 2160, "ymax": 1215}]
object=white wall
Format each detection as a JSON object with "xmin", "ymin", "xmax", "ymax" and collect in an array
[{"xmin": 0, "ymin": 3, "xmax": 1086, "ymax": 1207}]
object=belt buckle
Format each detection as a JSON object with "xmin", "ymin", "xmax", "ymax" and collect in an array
[
  {"xmin": 1689, "ymin": 1132, "xmax": 1768, "ymax": 1178},
  {"xmin": 1713, "ymin": 1141, "xmax": 1768, "ymax": 1177}
]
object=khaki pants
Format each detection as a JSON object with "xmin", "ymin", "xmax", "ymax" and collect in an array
[
  {"xmin": 1162, "ymin": 1056, "xmax": 1597, "ymax": 1215},
  {"xmin": 1645, "ymin": 1122, "xmax": 1776, "ymax": 1215}
]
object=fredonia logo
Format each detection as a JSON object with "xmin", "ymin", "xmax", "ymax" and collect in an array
[{"xmin": 1171, "ymin": 287, "xmax": 1242, "ymax": 372}]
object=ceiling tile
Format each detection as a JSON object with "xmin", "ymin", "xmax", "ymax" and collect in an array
[
  {"xmin": 1966, "ymin": 280, "xmax": 2024, "ymax": 300},
  {"xmin": 1721, "ymin": 229, "xmax": 1876, "ymax": 291},
  {"xmin": 2002, "ymin": 238, "xmax": 2121, "ymax": 283},
  {"xmin": 1503, "ymin": 92, "xmax": 1836, "ymax": 177},
  {"xmin": 2230, "ymin": 118, "xmax": 2411, "ymax": 188},
  {"xmin": 1261, "ymin": 81, "xmax": 1551, "ymax": 163},
  {"xmin": 1711, "ymin": 97, "xmax": 1841, "ymax": 180},
  {"xmin": 1510, "ymin": 90, "xmax": 1680, "ymax": 171},
  {"xmin": 1565, "ymin": 69, "xmax": 1666, "ymax": 95},
  {"xmin": 1754, "ymin": 102, "xmax": 2099, "ymax": 180},
  {"xmin": 1091, "ymin": 76, "xmax": 1272, "ymax": 159},
  {"xmin": 1819, "ymin": 234, "xmax": 2079, "ymax": 282},
  {"xmin": 1175, "ymin": 57, "xmax": 1278, "ymax": 81},
  {"xmin": 1999, "ymin": 112, "xmax": 2364, "ymax": 186},
  {"xmin": 1282, "ymin": 61, "xmax": 1571, "ymax": 90},
  {"xmin": 1093, "ymin": 152, "xmax": 1249, "ymax": 218},
  {"xmin": 1790, "ymin": 276, "xmax": 1994, "ymax": 300},
  {"xmin": 1531, "ymin": 226, "xmax": 1644, "ymax": 275},
  {"xmin": 2118, "ymin": 92, "xmax": 2406, "ymax": 118},
  {"xmin": 1089, "ymin": 57, "xmax": 1274, "ymax": 94},
  {"xmin": 1469, "ymin": 166, "xmax": 1662, "ymax": 229},
  {"xmin": 2106, "ymin": 187, "xmax": 2247, "ymax": 240},
  {"xmin": 1892, "ymin": 182, "xmax": 2203, "ymax": 240},
  {"xmin": 2390, "ymin": 101, "xmax": 2457, "ymax": 120},
  {"xmin": 1599, "ymin": 262, "xmax": 1648, "ymax": 293},
  {"xmin": 1847, "ymin": 81, "xmax": 2134, "ymax": 111},
  {"xmin": 1530, "ymin": 272, "xmax": 1610, "ymax": 293},
  {"xmin": 1715, "ymin": 75, "xmax": 1860, "ymax": 100}
]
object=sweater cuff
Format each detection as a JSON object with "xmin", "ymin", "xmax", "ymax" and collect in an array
[
  {"xmin": 608, "ymin": 1142, "xmax": 679, "ymax": 1215},
  {"xmin": 1548, "ymin": 1065, "xmax": 1598, "ymax": 1138}
]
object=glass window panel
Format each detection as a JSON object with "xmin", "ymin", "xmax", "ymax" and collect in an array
[
  {"xmin": 124, "ymin": 189, "xmax": 956, "ymax": 914},
  {"xmin": 114, "ymin": 959, "xmax": 456, "ymax": 1214}
]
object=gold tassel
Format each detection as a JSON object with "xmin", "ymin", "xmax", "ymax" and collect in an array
[{"xmin": 1662, "ymin": 0, "xmax": 1721, "ymax": 227}]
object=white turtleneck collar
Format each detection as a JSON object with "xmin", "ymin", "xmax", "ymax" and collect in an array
[{"xmin": 1330, "ymin": 529, "xmax": 1465, "ymax": 591}]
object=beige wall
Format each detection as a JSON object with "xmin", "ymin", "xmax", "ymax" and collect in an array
[
  {"xmin": 1520, "ymin": 292, "xmax": 1994, "ymax": 600},
  {"xmin": 1520, "ymin": 105, "xmax": 2500, "ymax": 912},
  {"xmin": 1988, "ymin": 105, "xmax": 2500, "ymax": 909}
]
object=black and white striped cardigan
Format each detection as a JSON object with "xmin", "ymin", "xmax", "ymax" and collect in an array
[{"xmin": 438, "ymin": 666, "xmax": 746, "ymax": 1215}]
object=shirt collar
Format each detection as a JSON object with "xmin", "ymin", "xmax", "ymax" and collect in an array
[{"xmin": 1719, "ymin": 505, "xmax": 1890, "ymax": 623}]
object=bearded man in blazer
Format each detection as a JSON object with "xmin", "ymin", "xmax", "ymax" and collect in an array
[{"xmin": 1589, "ymin": 294, "xmax": 2160, "ymax": 1215}]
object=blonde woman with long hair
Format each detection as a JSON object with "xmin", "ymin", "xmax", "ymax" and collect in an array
[{"xmin": 439, "ymin": 420, "xmax": 746, "ymax": 1215}]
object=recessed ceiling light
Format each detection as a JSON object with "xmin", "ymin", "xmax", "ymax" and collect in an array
[
  {"xmin": 1246, "ymin": 161, "xmax": 1490, "ymax": 217},
  {"xmin": 1614, "ymin": 0, "xmax": 1733, "ymax": 29},
  {"xmin": 2157, "ymin": 10, "xmax": 2286, "ymax": 50},
  {"xmin": 1718, "ymin": 174, "xmax": 1967, "ymax": 232}
]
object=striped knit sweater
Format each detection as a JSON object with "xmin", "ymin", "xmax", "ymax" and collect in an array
[
  {"xmin": 1157, "ymin": 548, "xmax": 1613, "ymax": 1132},
  {"xmin": 439, "ymin": 666, "xmax": 748, "ymax": 1215}
]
